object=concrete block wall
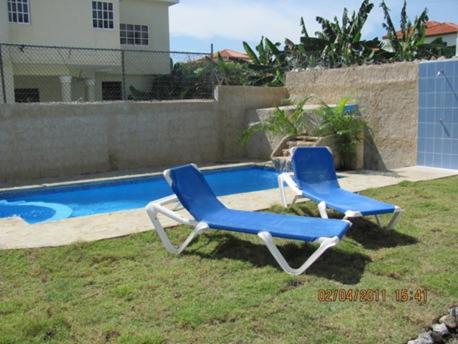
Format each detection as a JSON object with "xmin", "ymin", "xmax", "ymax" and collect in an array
[
  {"xmin": 286, "ymin": 62, "xmax": 419, "ymax": 170},
  {"xmin": 0, "ymin": 101, "xmax": 218, "ymax": 181},
  {"xmin": 0, "ymin": 86, "xmax": 288, "ymax": 182},
  {"xmin": 215, "ymin": 86, "xmax": 289, "ymax": 160}
]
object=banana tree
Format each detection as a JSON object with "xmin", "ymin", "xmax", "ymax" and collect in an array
[
  {"xmin": 242, "ymin": 37, "xmax": 288, "ymax": 86},
  {"xmin": 380, "ymin": 0, "xmax": 428, "ymax": 61},
  {"xmin": 284, "ymin": 17, "xmax": 326, "ymax": 69},
  {"xmin": 314, "ymin": 0, "xmax": 378, "ymax": 67}
]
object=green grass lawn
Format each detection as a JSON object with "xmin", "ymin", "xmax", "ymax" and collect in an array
[{"xmin": 0, "ymin": 177, "xmax": 457, "ymax": 344}]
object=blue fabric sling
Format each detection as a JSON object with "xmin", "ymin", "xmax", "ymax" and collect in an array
[{"xmin": 169, "ymin": 165, "xmax": 350, "ymax": 241}]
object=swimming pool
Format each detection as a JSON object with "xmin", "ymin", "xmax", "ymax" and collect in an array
[{"xmin": 0, "ymin": 166, "xmax": 279, "ymax": 224}]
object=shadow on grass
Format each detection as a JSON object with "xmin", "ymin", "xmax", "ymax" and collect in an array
[
  {"xmin": 280, "ymin": 202, "xmax": 418, "ymax": 250},
  {"xmin": 285, "ymin": 203, "xmax": 418, "ymax": 250},
  {"xmin": 347, "ymin": 218, "xmax": 418, "ymax": 250},
  {"xmin": 185, "ymin": 233, "xmax": 371, "ymax": 285}
]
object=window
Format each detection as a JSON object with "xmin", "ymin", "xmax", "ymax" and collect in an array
[
  {"xmin": 8, "ymin": 0, "xmax": 30, "ymax": 24},
  {"xmin": 102, "ymin": 82, "xmax": 122, "ymax": 100},
  {"xmin": 92, "ymin": 1, "xmax": 114, "ymax": 29},
  {"xmin": 15, "ymin": 88, "xmax": 40, "ymax": 103},
  {"xmin": 120, "ymin": 24, "xmax": 148, "ymax": 46}
]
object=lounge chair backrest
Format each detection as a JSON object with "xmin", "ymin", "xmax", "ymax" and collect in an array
[
  {"xmin": 168, "ymin": 164, "xmax": 225, "ymax": 221},
  {"xmin": 291, "ymin": 147, "xmax": 339, "ymax": 188}
]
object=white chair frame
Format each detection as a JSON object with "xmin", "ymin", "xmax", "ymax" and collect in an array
[
  {"xmin": 145, "ymin": 167, "xmax": 351, "ymax": 275},
  {"xmin": 277, "ymin": 171, "xmax": 403, "ymax": 230}
]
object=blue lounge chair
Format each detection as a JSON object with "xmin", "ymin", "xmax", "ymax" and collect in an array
[
  {"xmin": 146, "ymin": 164, "xmax": 351, "ymax": 275},
  {"xmin": 278, "ymin": 147, "xmax": 402, "ymax": 229}
]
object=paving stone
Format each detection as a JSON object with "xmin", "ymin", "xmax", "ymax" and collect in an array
[{"xmin": 1, "ymin": 165, "xmax": 457, "ymax": 250}]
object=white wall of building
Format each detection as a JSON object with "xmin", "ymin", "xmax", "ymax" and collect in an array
[
  {"xmin": 425, "ymin": 33, "xmax": 458, "ymax": 47},
  {"xmin": 119, "ymin": 0, "xmax": 171, "ymax": 51},
  {"xmin": 0, "ymin": 0, "xmax": 9, "ymax": 43},
  {"xmin": 425, "ymin": 33, "xmax": 458, "ymax": 56},
  {"xmin": 14, "ymin": 76, "xmax": 86, "ymax": 102},
  {"xmin": 0, "ymin": 0, "xmax": 177, "ymax": 102},
  {"xmin": 119, "ymin": 1, "xmax": 173, "ymax": 75},
  {"xmin": 5, "ymin": 0, "xmax": 121, "ymax": 49},
  {"xmin": 1, "ymin": 0, "xmax": 176, "ymax": 49}
]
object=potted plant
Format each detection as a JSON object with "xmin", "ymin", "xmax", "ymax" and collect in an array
[
  {"xmin": 241, "ymin": 97, "xmax": 322, "ymax": 170},
  {"xmin": 240, "ymin": 97, "xmax": 313, "ymax": 145},
  {"xmin": 314, "ymin": 97, "xmax": 367, "ymax": 169},
  {"xmin": 241, "ymin": 96, "xmax": 367, "ymax": 171}
]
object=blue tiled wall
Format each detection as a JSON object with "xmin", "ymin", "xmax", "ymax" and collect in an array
[{"xmin": 418, "ymin": 60, "xmax": 458, "ymax": 169}]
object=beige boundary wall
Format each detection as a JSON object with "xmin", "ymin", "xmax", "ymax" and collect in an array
[
  {"xmin": 286, "ymin": 62, "xmax": 419, "ymax": 170},
  {"xmin": 0, "ymin": 86, "xmax": 287, "ymax": 182}
]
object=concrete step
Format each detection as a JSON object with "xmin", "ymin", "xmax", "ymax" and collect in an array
[
  {"xmin": 293, "ymin": 135, "xmax": 308, "ymax": 141},
  {"xmin": 290, "ymin": 136, "xmax": 320, "ymax": 141},
  {"xmin": 286, "ymin": 140, "xmax": 317, "ymax": 148}
]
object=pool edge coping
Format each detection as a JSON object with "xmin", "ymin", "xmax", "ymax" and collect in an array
[
  {"xmin": 0, "ymin": 161, "xmax": 274, "ymax": 194},
  {"xmin": 1, "ymin": 165, "xmax": 457, "ymax": 250}
]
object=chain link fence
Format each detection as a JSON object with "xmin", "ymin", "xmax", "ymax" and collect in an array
[{"xmin": 0, "ymin": 43, "xmax": 214, "ymax": 104}]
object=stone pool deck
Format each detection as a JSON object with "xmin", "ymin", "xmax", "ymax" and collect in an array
[{"xmin": 0, "ymin": 165, "xmax": 457, "ymax": 250}]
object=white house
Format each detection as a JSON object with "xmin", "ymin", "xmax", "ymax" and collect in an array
[
  {"xmin": 0, "ymin": 0, "xmax": 179, "ymax": 103},
  {"xmin": 423, "ymin": 21, "xmax": 458, "ymax": 52},
  {"xmin": 392, "ymin": 20, "xmax": 458, "ymax": 56}
]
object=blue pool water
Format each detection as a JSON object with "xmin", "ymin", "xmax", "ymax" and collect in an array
[{"xmin": 0, "ymin": 166, "xmax": 279, "ymax": 224}]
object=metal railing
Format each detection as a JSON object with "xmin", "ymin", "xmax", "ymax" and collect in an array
[{"xmin": 0, "ymin": 43, "xmax": 214, "ymax": 103}]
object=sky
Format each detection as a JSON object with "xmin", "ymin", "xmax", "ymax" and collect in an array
[{"xmin": 169, "ymin": 0, "xmax": 458, "ymax": 53}]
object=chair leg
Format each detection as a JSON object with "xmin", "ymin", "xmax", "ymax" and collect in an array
[
  {"xmin": 257, "ymin": 231, "xmax": 340, "ymax": 275},
  {"xmin": 343, "ymin": 210, "xmax": 363, "ymax": 221},
  {"xmin": 278, "ymin": 175, "xmax": 288, "ymax": 207},
  {"xmin": 146, "ymin": 206, "xmax": 208, "ymax": 255},
  {"xmin": 318, "ymin": 201, "xmax": 328, "ymax": 219},
  {"xmin": 386, "ymin": 209, "xmax": 402, "ymax": 230},
  {"xmin": 358, "ymin": 209, "xmax": 402, "ymax": 230}
]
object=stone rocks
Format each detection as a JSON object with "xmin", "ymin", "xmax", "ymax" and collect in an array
[
  {"xmin": 407, "ymin": 307, "xmax": 458, "ymax": 344},
  {"xmin": 408, "ymin": 331, "xmax": 434, "ymax": 344},
  {"xmin": 419, "ymin": 332, "xmax": 435, "ymax": 344},
  {"xmin": 439, "ymin": 314, "xmax": 456, "ymax": 330},
  {"xmin": 439, "ymin": 309, "xmax": 457, "ymax": 330},
  {"xmin": 433, "ymin": 323, "xmax": 450, "ymax": 336}
]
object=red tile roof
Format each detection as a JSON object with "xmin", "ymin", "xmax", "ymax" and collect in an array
[
  {"xmin": 213, "ymin": 49, "xmax": 249, "ymax": 61},
  {"xmin": 425, "ymin": 21, "xmax": 458, "ymax": 37},
  {"xmin": 391, "ymin": 20, "xmax": 458, "ymax": 39}
]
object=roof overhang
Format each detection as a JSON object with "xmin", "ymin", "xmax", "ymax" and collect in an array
[
  {"xmin": 160, "ymin": 0, "xmax": 179, "ymax": 5},
  {"xmin": 121, "ymin": 0, "xmax": 179, "ymax": 6}
]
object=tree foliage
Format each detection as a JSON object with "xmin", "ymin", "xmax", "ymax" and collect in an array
[
  {"xmin": 134, "ymin": 0, "xmax": 456, "ymax": 95},
  {"xmin": 380, "ymin": 0, "xmax": 427, "ymax": 61},
  {"xmin": 241, "ymin": 0, "xmax": 455, "ymax": 86},
  {"xmin": 379, "ymin": 0, "xmax": 455, "ymax": 61},
  {"xmin": 129, "ymin": 55, "xmax": 253, "ymax": 100},
  {"xmin": 313, "ymin": 0, "xmax": 379, "ymax": 67},
  {"xmin": 242, "ymin": 37, "xmax": 287, "ymax": 86}
]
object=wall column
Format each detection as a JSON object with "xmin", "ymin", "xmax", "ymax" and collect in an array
[
  {"xmin": 85, "ymin": 79, "xmax": 96, "ymax": 102},
  {"xmin": 59, "ymin": 76, "xmax": 72, "ymax": 102},
  {"xmin": 455, "ymin": 33, "xmax": 458, "ymax": 56},
  {"xmin": 0, "ymin": 49, "xmax": 15, "ymax": 104}
]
